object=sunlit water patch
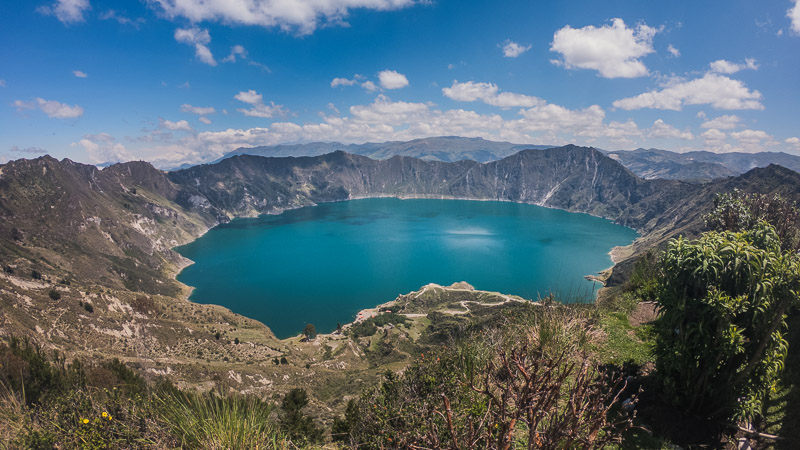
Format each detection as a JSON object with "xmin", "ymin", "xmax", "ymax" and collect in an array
[{"xmin": 175, "ymin": 198, "xmax": 637, "ymax": 338}]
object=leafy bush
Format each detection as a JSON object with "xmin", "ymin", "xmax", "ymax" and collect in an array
[
  {"xmin": 654, "ymin": 223, "xmax": 800, "ymax": 422},
  {"xmin": 48, "ymin": 290, "xmax": 61, "ymax": 301},
  {"xmin": 30, "ymin": 270, "xmax": 41, "ymax": 280},
  {"xmin": 704, "ymin": 188, "xmax": 800, "ymax": 250}
]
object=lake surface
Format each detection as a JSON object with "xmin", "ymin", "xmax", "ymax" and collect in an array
[{"xmin": 175, "ymin": 198, "xmax": 638, "ymax": 339}]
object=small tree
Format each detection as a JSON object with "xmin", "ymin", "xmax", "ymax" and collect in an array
[
  {"xmin": 654, "ymin": 223, "xmax": 800, "ymax": 422},
  {"xmin": 280, "ymin": 388, "xmax": 322, "ymax": 445},
  {"xmin": 302, "ymin": 323, "xmax": 317, "ymax": 340}
]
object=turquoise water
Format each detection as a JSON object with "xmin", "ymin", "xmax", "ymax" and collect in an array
[{"xmin": 175, "ymin": 198, "xmax": 637, "ymax": 339}]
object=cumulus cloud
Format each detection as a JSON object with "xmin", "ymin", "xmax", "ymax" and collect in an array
[
  {"xmin": 649, "ymin": 119, "xmax": 693, "ymax": 140},
  {"xmin": 72, "ymin": 133, "xmax": 134, "ymax": 164},
  {"xmin": 550, "ymin": 18, "xmax": 657, "ymax": 78},
  {"xmin": 709, "ymin": 58, "xmax": 758, "ymax": 74},
  {"xmin": 442, "ymin": 81, "xmax": 544, "ymax": 108},
  {"xmin": 73, "ymin": 70, "xmax": 88, "ymax": 78},
  {"xmin": 786, "ymin": 137, "xmax": 800, "ymax": 150},
  {"xmin": 234, "ymin": 89, "xmax": 288, "ymax": 118},
  {"xmin": 378, "ymin": 70, "xmax": 409, "ymax": 89},
  {"xmin": 731, "ymin": 129, "xmax": 774, "ymax": 152},
  {"xmin": 331, "ymin": 77, "xmax": 358, "ymax": 88},
  {"xmin": 612, "ymin": 73, "xmax": 763, "ymax": 111},
  {"xmin": 222, "ymin": 45, "xmax": 247, "ymax": 63},
  {"xmin": 701, "ymin": 128, "xmax": 729, "ymax": 152},
  {"xmin": 15, "ymin": 98, "xmax": 84, "ymax": 118},
  {"xmin": 700, "ymin": 114, "xmax": 741, "ymax": 130},
  {"xmin": 667, "ymin": 44, "xmax": 680, "ymax": 57},
  {"xmin": 174, "ymin": 27, "xmax": 217, "ymax": 66},
  {"xmin": 361, "ymin": 80, "xmax": 379, "ymax": 92},
  {"xmin": 181, "ymin": 104, "xmax": 216, "ymax": 115},
  {"xmin": 160, "ymin": 118, "xmax": 193, "ymax": 132},
  {"xmin": 501, "ymin": 40, "xmax": 531, "ymax": 58},
  {"xmin": 789, "ymin": 0, "xmax": 800, "ymax": 34},
  {"xmin": 147, "ymin": 0, "xmax": 416, "ymax": 35},
  {"xmin": 37, "ymin": 0, "xmax": 90, "ymax": 24}
]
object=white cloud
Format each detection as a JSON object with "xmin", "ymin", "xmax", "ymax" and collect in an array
[
  {"xmin": 709, "ymin": 58, "xmax": 758, "ymax": 74},
  {"xmin": 442, "ymin": 80, "xmax": 544, "ymax": 108},
  {"xmin": 222, "ymin": 45, "xmax": 247, "ymax": 63},
  {"xmin": 234, "ymin": 90, "xmax": 287, "ymax": 118},
  {"xmin": 160, "ymin": 118, "xmax": 193, "ymax": 132},
  {"xmin": 13, "ymin": 100, "xmax": 35, "ymax": 111},
  {"xmin": 789, "ymin": 0, "xmax": 800, "ymax": 34},
  {"xmin": 786, "ymin": 137, "xmax": 800, "ymax": 150},
  {"xmin": 331, "ymin": 77, "xmax": 358, "ymax": 88},
  {"xmin": 361, "ymin": 80, "xmax": 379, "ymax": 92},
  {"xmin": 72, "ymin": 133, "xmax": 134, "ymax": 164},
  {"xmin": 731, "ymin": 129, "xmax": 774, "ymax": 152},
  {"xmin": 701, "ymin": 128, "xmax": 729, "ymax": 152},
  {"xmin": 198, "ymin": 117, "xmax": 212, "ymax": 124},
  {"xmin": 700, "ymin": 114, "xmax": 740, "ymax": 130},
  {"xmin": 174, "ymin": 27, "xmax": 217, "ymax": 66},
  {"xmin": 147, "ymin": 0, "xmax": 416, "ymax": 35},
  {"xmin": 16, "ymin": 98, "xmax": 84, "ymax": 118},
  {"xmin": 73, "ymin": 70, "xmax": 88, "ymax": 78},
  {"xmin": 550, "ymin": 18, "xmax": 657, "ymax": 78},
  {"xmin": 501, "ymin": 40, "xmax": 531, "ymax": 58},
  {"xmin": 649, "ymin": 119, "xmax": 693, "ymax": 140},
  {"xmin": 37, "ymin": 0, "xmax": 90, "ymax": 24},
  {"xmin": 378, "ymin": 70, "xmax": 409, "ymax": 89},
  {"xmin": 667, "ymin": 44, "xmax": 680, "ymax": 57},
  {"xmin": 181, "ymin": 104, "xmax": 216, "ymax": 115},
  {"xmin": 612, "ymin": 73, "xmax": 763, "ymax": 111}
]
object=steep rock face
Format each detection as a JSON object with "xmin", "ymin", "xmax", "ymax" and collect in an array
[
  {"xmin": 170, "ymin": 146, "xmax": 662, "ymax": 227},
  {"xmin": 0, "ymin": 157, "xmax": 214, "ymax": 295}
]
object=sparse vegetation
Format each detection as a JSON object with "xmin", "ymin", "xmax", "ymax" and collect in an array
[{"xmin": 48, "ymin": 289, "xmax": 61, "ymax": 301}]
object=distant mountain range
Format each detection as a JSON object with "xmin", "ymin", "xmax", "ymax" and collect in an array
[
  {"xmin": 604, "ymin": 148, "xmax": 800, "ymax": 182},
  {"xmin": 216, "ymin": 136, "xmax": 554, "ymax": 164},
  {"xmin": 215, "ymin": 136, "xmax": 800, "ymax": 183}
]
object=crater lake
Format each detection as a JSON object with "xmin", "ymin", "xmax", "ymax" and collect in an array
[{"xmin": 175, "ymin": 198, "xmax": 638, "ymax": 338}]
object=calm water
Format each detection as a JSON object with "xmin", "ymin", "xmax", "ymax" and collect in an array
[{"xmin": 175, "ymin": 198, "xmax": 637, "ymax": 338}]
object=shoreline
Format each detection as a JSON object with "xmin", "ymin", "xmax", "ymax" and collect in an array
[{"xmin": 169, "ymin": 195, "xmax": 642, "ymax": 339}]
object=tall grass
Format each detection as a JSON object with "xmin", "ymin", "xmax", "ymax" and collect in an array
[{"xmin": 155, "ymin": 390, "xmax": 286, "ymax": 449}]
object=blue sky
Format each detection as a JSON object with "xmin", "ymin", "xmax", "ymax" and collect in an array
[{"xmin": 1, "ymin": 0, "xmax": 800, "ymax": 167}]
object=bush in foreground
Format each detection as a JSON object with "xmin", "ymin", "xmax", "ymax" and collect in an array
[{"xmin": 654, "ymin": 223, "xmax": 800, "ymax": 422}]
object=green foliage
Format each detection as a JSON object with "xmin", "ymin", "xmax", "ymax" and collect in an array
[
  {"xmin": 333, "ymin": 309, "xmax": 635, "ymax": 448},
  {"xmin": 280, "ymin": 388, "xmax": 322, "ymax": 445},
  {"xmin": 704, "ymin": 188, "xmax": 800, "ymax": 250},
  {"xmin": 348, "ymin": 312, "xmax": 408, "ymax": 338},
  {"xmin": 48, "ymin": 289, "xmax": 61, "ymax": 301},
  {"xmin": 30, "ymin": 270, "xmax": 41, "ymax": 280},
  {"xmin": 83, "ymin": 302, "xmax": 94, "ymax": 313},
  {"xmin": 654, "ymin": 223, "xmax": 800, "ymax": 422},
  {"xmin": 624, "ymin": 250, "xmax": 659, "ymax": 302}
]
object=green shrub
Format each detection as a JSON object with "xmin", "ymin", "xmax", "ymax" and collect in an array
[
  {"xmin": 48, "ymin": 290, "xmax": 61, "ymax": 301},
  {"xmin": 30, "ymin": 270, "xmax": 41, "ymax": 280},
  {"xmin": 654, "ymin": 223, "xmax": 800, "ymax": 422},
  {"xmin": 348, "ymin": 313, "xmax": 408, "ymax": 338}
]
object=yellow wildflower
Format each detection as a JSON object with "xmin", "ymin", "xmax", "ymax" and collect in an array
[
  {"xmin": 82, "ymin": 418, "xmax": 89, "ymax": 424},
  {"xmin": 102, "ymin": 412, "xmax": 108, "ymax": 418}
]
